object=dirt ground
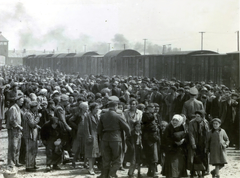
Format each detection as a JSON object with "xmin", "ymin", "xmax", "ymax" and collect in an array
[{"xmin": 0, "ymin": 126, "xmax": 240, "ymax": 178}]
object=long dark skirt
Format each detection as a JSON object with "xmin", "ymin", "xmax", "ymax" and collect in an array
[{"xmin": 162, "ymin": 149, "xmax": 187, "ymax": 178}]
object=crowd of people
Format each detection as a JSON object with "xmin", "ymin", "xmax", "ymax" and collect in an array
[{"xmin": 0, "ymin": 65, "xmax": 239, "ymax": 178}]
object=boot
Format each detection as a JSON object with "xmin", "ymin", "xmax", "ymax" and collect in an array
[
  {"xmin": 150, "ymin": 163, "xmax": 158, "ymax": 178},
  {"xmin": 97, "ymin": 169, "xmax": 109, "ymax": 178}
]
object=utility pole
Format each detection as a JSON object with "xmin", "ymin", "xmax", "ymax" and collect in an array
[
  {"xmin": 143, "ymin": 39, "xmax": 147, "ymax": 55},
  {"xmin": 236, "ymin": 31, "xmax": 239, "ymax": 51},
  {"xmin": 199, "ymin": 32, "xmax": 205, "ymax": 50},
  {"xmin": 108, "ymin": 43, "xmax": 111, "ymax": 52}
]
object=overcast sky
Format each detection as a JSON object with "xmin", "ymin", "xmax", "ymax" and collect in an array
[{"xmin": 0, "ymin": 0, "xmax": 239, "ymax": 53}]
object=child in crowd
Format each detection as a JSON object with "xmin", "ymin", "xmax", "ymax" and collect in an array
[
  {"xmin": 159, "ymin": 121, "xmax": 168, "ymax": 171},
  {"xmin": 208, "ymin": 118, "xmax": 229, "ymax": 178},
  {"xmin": 127, "ymin": 121, "xmax": 143, "ymax": 178}
]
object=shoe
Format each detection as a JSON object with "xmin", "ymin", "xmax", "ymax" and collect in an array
[
  {"xmin": 34, "ymin": 166, "xmax": 39, "ymax": 169},
  {"xmin": 119, "ymin": 167, "xmax": 125, "ymax": 171},
  {"xmin": 84, "ymin": 164, "xmax": 89, "ymax": 169},
  {"xmin": 46, "ymin": 166, "xmax": 51, "ymax": 172},
  {"xmin": 63, "ymin": 159, "xmax": 72, "ymax": 165},
  {"xmin": 52, "ymin": 165, "xmax": 61, "ymax": 170},
  {"xmin": 210, "ymin": 170, "xmax": 215, "ymax": 177},
  {"xmin": 88, "ymin": 169, "xmax": 95, "ymax": 175},
  {"xmin": 72, "ymin": 161, "xmax": 76, "ymax": 168},
  {"xmin": 26, "ymin": 168, "xmax": 37, "ymax": 172},
  {"xmin": 16, "ymin": 163, "xmax": 23, "ymax": 167}
]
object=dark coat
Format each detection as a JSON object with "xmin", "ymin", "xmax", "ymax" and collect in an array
[
  {"xmin": 173, "ymin": 93, "xmax": 190, "ymax": 114},
  {"xmin": 182, "ymin": 98, "xmax": 204, "ymax": 121},
  {"xmin": 162, "ymin": 123, "xmax": 188, "ymax": 177},
  {"xmin": 187, "ymin": 119, "xmax": 209, "ymax": 171},
  {"xmin": 84, "ymin": 112, "xmax": 100, "ymax": 158},
  {"xmin": 97, "ymin": 109, "xmax": 131, "ymax": 142}
]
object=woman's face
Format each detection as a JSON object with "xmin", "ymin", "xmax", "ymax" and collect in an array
[
  {"xmin": 130, "ymin": 101, "xmax": 137, "ymax": 110},
  {"xmin": 172, "ymin": 118, "xmax": 179, "ymax": 127},
  {"xmin": 213, "ymin": 121, "xmax": 221, "ymax": 129},
  {"xmin": 118, "ymin": 104, "xmax": 124, "ymax": 111},
  {"xmin": 195, "ymin": 114, "xmax": 202, "ymax": 122},
  {"xmin": 92, "ymin": 105, "xmax": 99, "ymax": 115}
]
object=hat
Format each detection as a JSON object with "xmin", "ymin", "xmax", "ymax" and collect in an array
[
  {"xmin": 177, "ymin": 87, "xmax": 184, "ymax": 92},
  {"xmin": 211, "ymin": 118, "xmax": 221, "ymax": 124},
  {"xmin": 38, "ymin": 88, "xmax": 47, "ymax": 95},
  {"xmin": 170, "ymin": 86, "xmax": 177, "ymax": 91},
  {"xmin": 184, "ymin": 86, "xmax": 190, "ymax": 89},
  {"xmin": 147, "ymin": 103, "xmax": 155, "ymax": 108},
  {"xmin": 108, "ymin": 96, "xmax": 119, "ymax": 102},
  {"xmin": 52, "ymin": 90, "xmax": 60, "ymax": 97},
  {"xmin": 48, "ymin": 100, "xmax": 55, "ymax": 105},
  {"xmin": 152, "ymin": 86, "xmax": 158, "ymax": 91},
  {"xmin": 189, "ymin": 87, "xmax": 198, "ymax": 95},
  {"xmin": 15, "ymin": 90, "xmax": 24, "ymax": 100},
  {"xmin": 61, "ymin": 94, "xmax": 69, "ymax": 101},
  {"xmin": 41, "ymin": 100, "xmax": 48, "ymax": 106},
  {"xmin": 108, "ymin": 101, "xmax": 118, "ymax": 108},
  {"xmin": 11, "ymin": 82, "xmax": 18, "ymax": 88},
  {"xmin": 30, "ymin": 101, "xmax": 38, "ymax": 107},
  {"xmin": 201, "ymin": 87, "xmax": 208, "ymax": 92},
  {"xmin": 154, "ymin": 103, "xmax": 159, "ymax": 107},
  {"xmin": 194, "ymin": 110, "xmax": 205, "ymax": 118}
]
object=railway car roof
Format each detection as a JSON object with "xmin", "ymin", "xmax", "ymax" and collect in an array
[
  {"xmin": 164, "ymin": 50, "xmax": 218, "ymax": 55},
  {"xmin": 74, "ymin": 51, "xmax": 99, "ymax": 57},
  {"xmin": 104, "ymin": 49, "xmax": 141, "ymax": 58}
]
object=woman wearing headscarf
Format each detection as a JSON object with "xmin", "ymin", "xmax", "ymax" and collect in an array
[
  {"xmin": 187, "ymin": 110, "xmax": 209, "ymax": 178},
  {"xmin": 162, "ymin": 114, "xmax": 188, "ymax": 178}
]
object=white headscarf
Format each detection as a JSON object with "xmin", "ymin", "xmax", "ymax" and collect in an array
[{"xmin": 171, "ymin": 114, "xmax": 184, "ymax": 128}]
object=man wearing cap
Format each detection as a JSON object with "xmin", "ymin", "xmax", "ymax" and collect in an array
[
  {"xmin": 149, "ymin": 86, "xmax": 163, "ymax": 112},
  {"xmin": 164, "ymin": 86, "xmax": 177, "ymax": 122},
  {"xmin": 54, "ymin": 94, "xmax": 73, "ymax": 159},
  {"xmin": 97, "ymin": 101, "xmax": 131, "ymax": 178},
  {"xmin": 182, "ymin": 87, "xmax": 204, "ymax": 123},
  {"xmin": 6, "ymin": 82, "xmax": 18, "ymax": 107},
  {"xmin": 6, "ymin": 90, "xmax": 24, "ymax": 167},
  {"xmin": 173, "ymin": 88, "xmax": 190, "ymax": 115},
  {"xmin": 23, "ymin": 101, "xmax": 41, "ymax": 172},
  {"xmin": 220, "ymin": 92, "xmax": 238, "ymax": 147}
]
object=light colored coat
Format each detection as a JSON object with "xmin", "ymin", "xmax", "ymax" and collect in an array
[
  {"xmin": 84, "ymin": 112, "xmax": 100, "ymax": 158},
  {"xmin": 208, "ymin": 128, "xmax": 229, "ymax": 165}
]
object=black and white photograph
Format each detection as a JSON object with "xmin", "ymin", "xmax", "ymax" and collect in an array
[{"xmin": 0, "ymin": 0, "xmax": 239, "ymax": 178}]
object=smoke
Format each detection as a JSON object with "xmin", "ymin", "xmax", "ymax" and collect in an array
[{"xmin": 2, "ymin": 2, "xmax": 178, "ymax": 55}]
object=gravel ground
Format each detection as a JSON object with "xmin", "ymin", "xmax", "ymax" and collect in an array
[{"xmin": 0, "ymin": 127, "xmax": 239, "ymax": 178}]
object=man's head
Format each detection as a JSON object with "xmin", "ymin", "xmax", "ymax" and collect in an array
[
  {"xmin": 60, "ymin": 94, "xmax": 69, "ymax": 107},
  {"xmin": 108, "ymin": 101, "xmax": 118, "ymax": 110},
  {"xmin": 15, "ymin": 91, "xmax": 24, "ymax": 106},
  {"xmin": 30, "ymin": 101, "xmax": 39, "ymax": 113}
]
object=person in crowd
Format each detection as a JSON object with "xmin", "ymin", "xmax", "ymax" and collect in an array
[
  {"xmin": 84, "ymin": 102, "xmax": 101, "ymax": 175},
  {"xmin": 173, "ymin": 87, "xmax": 190, "ymax": 115},
  {"xmin": 164, "ymin": 86, "xmax": 177, "ymax": 122},
  {"xmin": 149, "ymin": 86, "xmax": 163, "ymax": 112},
  {"xmin": 124, "ymin": 98, "xmax": 143, "ymax": 131},
  {"xmin": 127, "ymin": 121, "xmax": 143, "ymax": 178},
  {"xmin": 159, "ymin": 121, "xmax": 168, "ymax": 170},
  {"xmin": 208, "ymin": 90, "xmax": 222, "ymax": 121},
  {"xmin": 6, "ymin": 82, "xmax": 18, "ymax": 107},
  {"xmin": 41, "ymin": 116, "xmax": 65, "ymax": 171},
  {"xmin": 188, "ymin": 110, "xmax": 209, "ymax": 178},
  {"xmin": 71, "ymin": 102, "xmax": 88, "ymax": 168},
  {"xmin": 220, "ymin": 93, "xmax": 238, "ymax": 147},
  {"xmin": 0, "ymin": 86, "xmax": 5, "ymax": 130},
  {"xmin": 97, "ymin": 101, "xmax": 131, "ymax": 178},
  {"xmin": 163, "ymin": 114, "xmax": 188, "ymax": 178},
  {"xmin": 19, "ymin": 97, "xmax": 31, "ymax": 165},
  {"xmin": 142, "ymin": 103, "xmax": 159, "ymax": 178},
  {"xmin": 207, "ymin": 118, "xmax": 229, "ymax": 178},
  {"xmin": 182, "ymin": 87, "xmax": 204, "ymax": 124},
  {"xmin": 23, "ymin": 101, "xmax": 41, "ymax": 172},
  {"xmin": 6, "ymin": 90, "xmax": 24, "ymax": 167}
]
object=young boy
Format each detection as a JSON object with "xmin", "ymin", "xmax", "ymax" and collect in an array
[{"xmin": 208, "ymin": 118, "xmax": 229, "ymax": 178}]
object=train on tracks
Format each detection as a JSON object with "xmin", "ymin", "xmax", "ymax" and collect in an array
[{"xmin": 23, "ymin": 49, "xmax": 239, "ymax": 89}]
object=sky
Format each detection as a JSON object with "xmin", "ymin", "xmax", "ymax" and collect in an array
[{"xmin": 0, "ymin": 0, "xmax": 239, "ymax": 54}]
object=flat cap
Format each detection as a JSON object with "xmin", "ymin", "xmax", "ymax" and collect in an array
[
  {"xmin": 30, "ymin": 101, "xmax": 38, "ymax": 107},
  {"xmin": 211, "ymin": 118, "xmax": 221, "ymax": 124},
  {"xmin": 61, "ymin": 94, "xmax": 69, "ymax": 101},
  {"xmin": 189, "ymin": 87, "xmax": 198, "ymax": 95}
]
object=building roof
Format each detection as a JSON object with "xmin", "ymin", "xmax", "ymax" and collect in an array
[
  {"xmin": 104, "ymin": 49, "xmax": 141, "ymax": 58},
  {"xmin": 0, "ymin": 32, "xmax": 8, "ymax": 42}
]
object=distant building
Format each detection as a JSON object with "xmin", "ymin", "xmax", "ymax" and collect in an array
[{"xmin": 0, "ymin": 32, "xmax": 8, "ymax": 65}]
